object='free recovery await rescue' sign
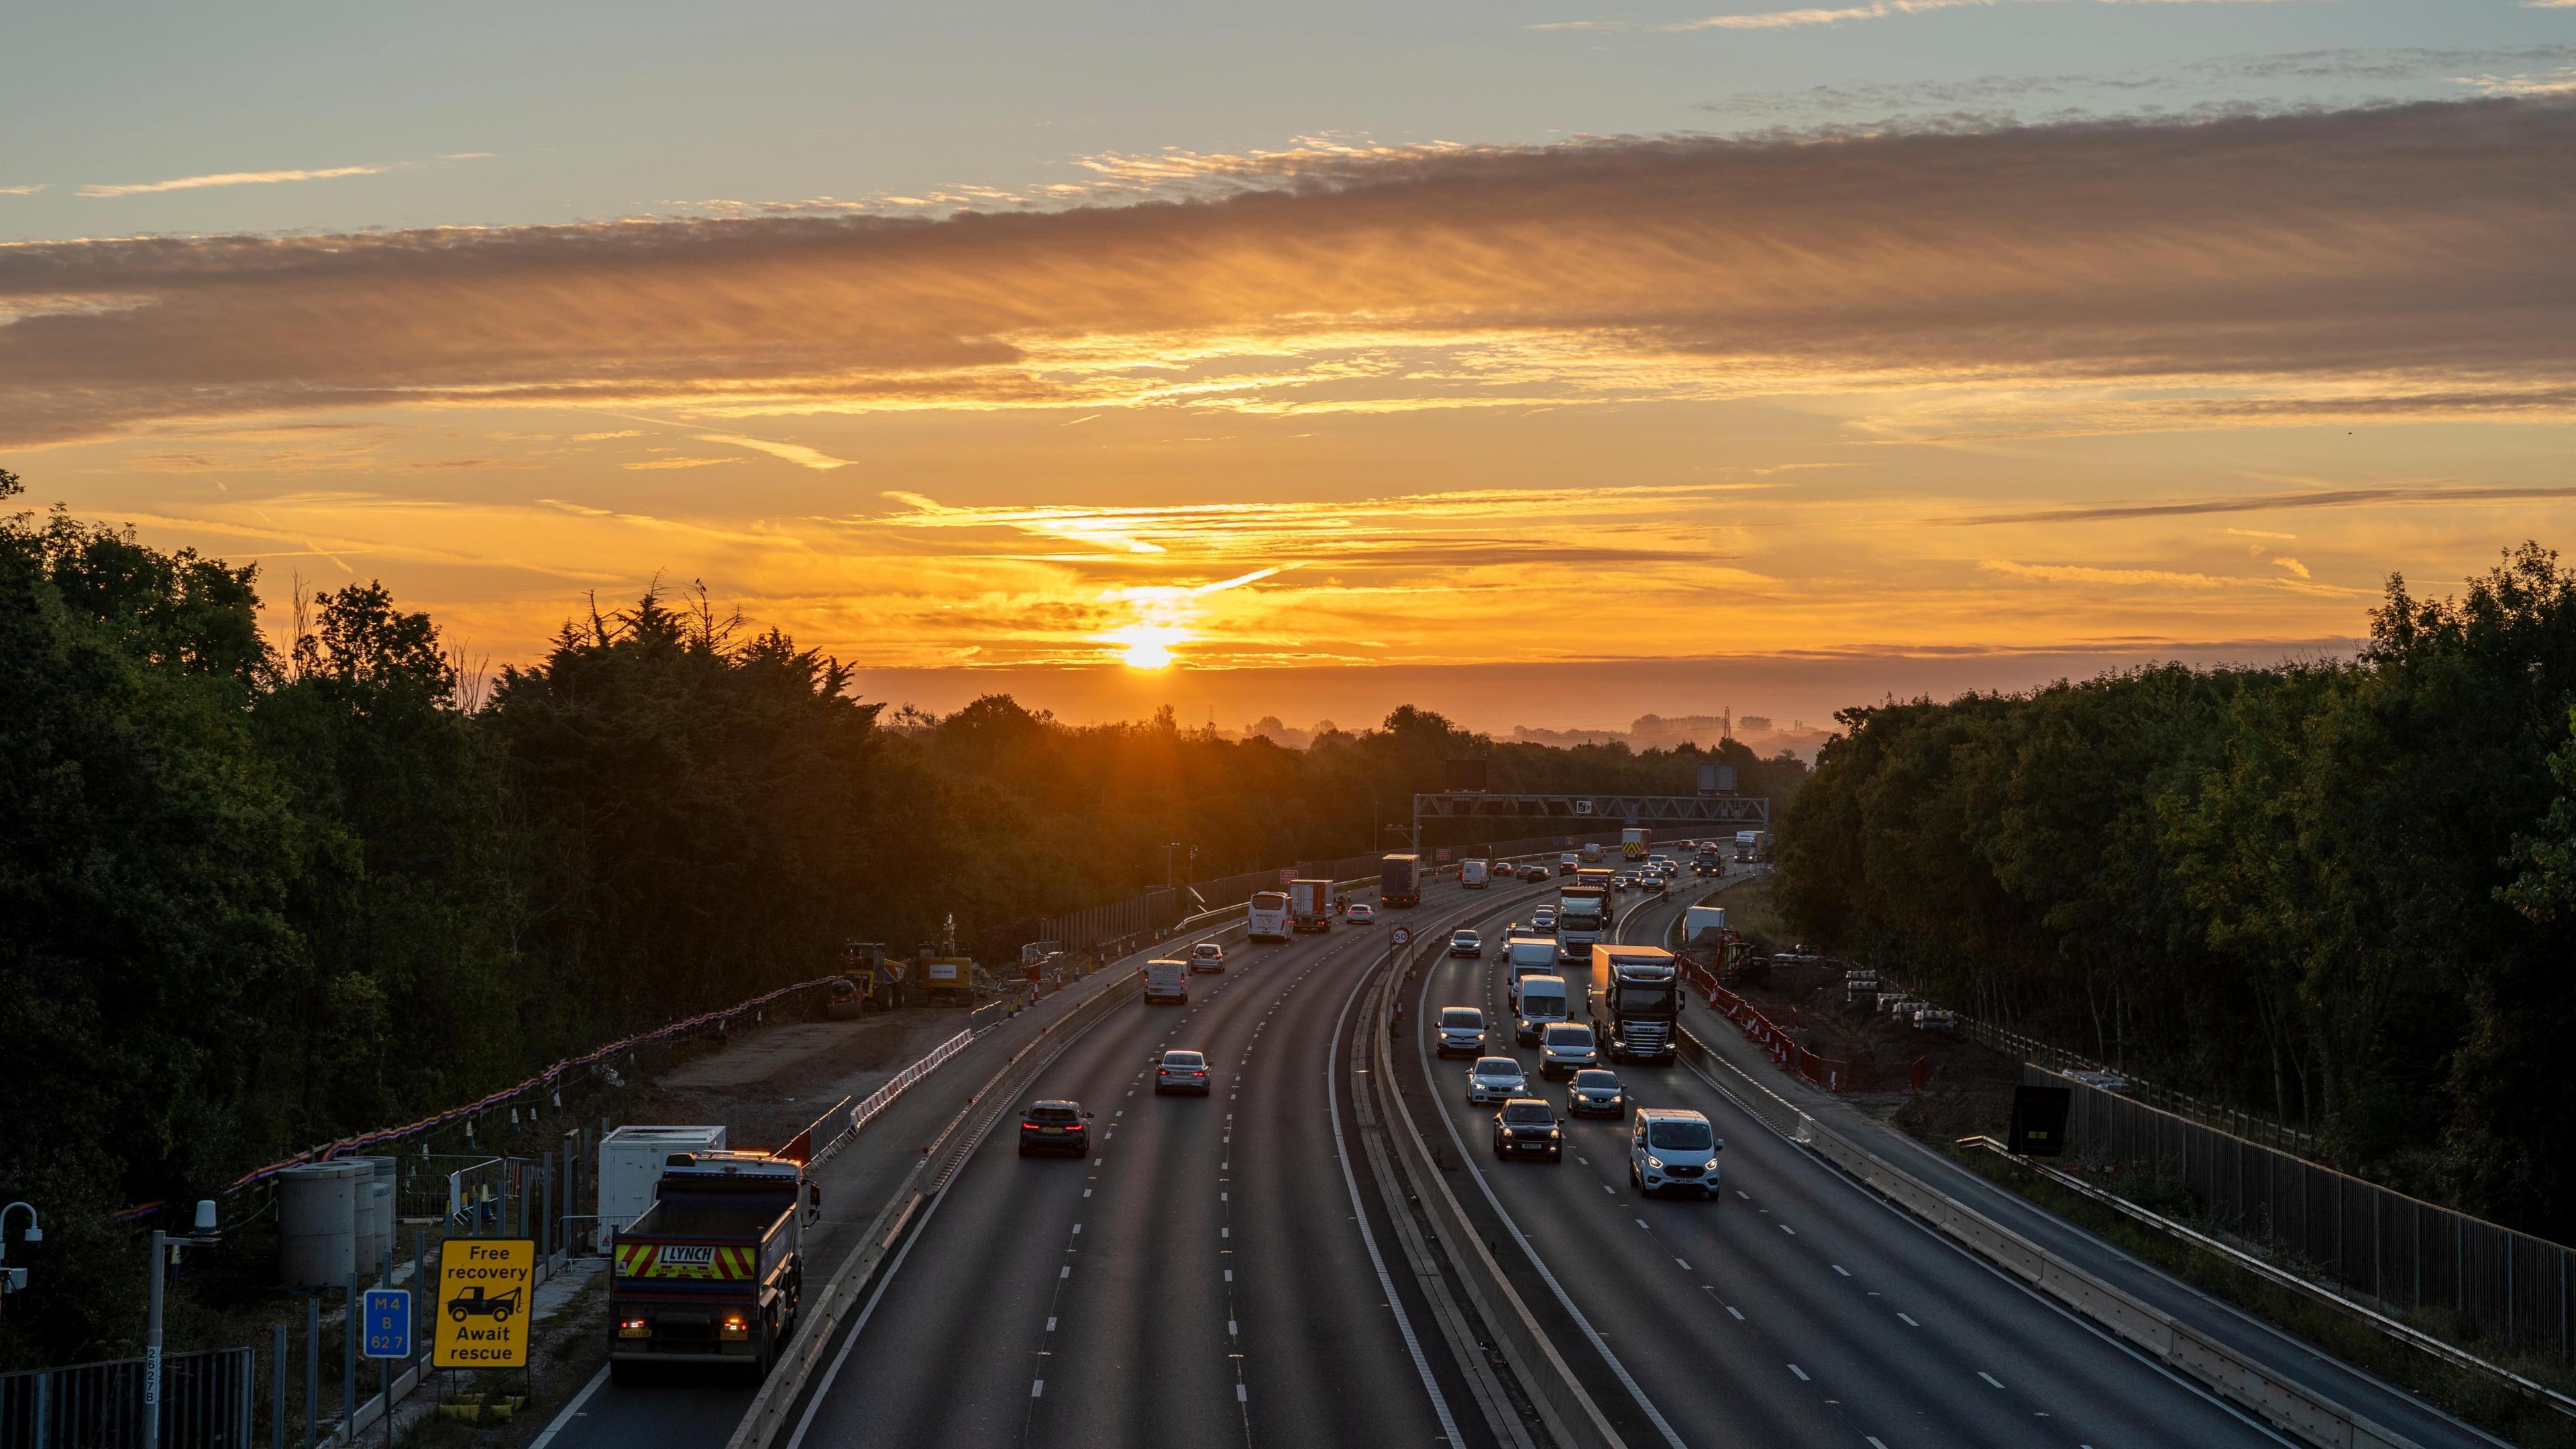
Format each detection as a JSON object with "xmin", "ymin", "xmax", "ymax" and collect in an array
[{"xmin": 432, "ymin": 1238, "xmax": 535, "ymax": 1368}]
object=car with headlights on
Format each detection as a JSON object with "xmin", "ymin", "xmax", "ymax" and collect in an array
[
  {"xmin": 1530, "ymin": 906, "xmax": 1557, "ymax": 933},
  {"xmin": 1448, "ymin": 928, "xmax": 1483, "ymax": 959},
  {"xmin": 1491, "ymin": 1098, "xmax": 1564, "ymax": 1161},
  {"xmin": 1018, "ymin": 1100, "xmax": 1094, "ymax": 1157},
  {"xmin": 1466, "ymin": 1056, "xmax": 1529, "ymax": 1105},
  {"xmin": 1539, "ymin": 1022, "xmax": 1599, "ymax": 1079},
  {"xmin": 1153, "ymin": 1049, "xmax": 1213, "ymax": 1094},
  {"xmin": 1566, "ymin": 1068, "xmax": 1627, "ymax": 1118},
  {"xmin": 1435, "ymin": 1006, "xmax": 1488, "ymax": 1057}
]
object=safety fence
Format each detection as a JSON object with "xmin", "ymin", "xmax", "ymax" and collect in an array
[
  {"xmin": 0, "ymin": 1347, "xmax": 253, "ymax": 1449},
  {"xmin": 1695, "ymin": 980, "xmax": 1925, "ymax": 1093},
  {"xmin": 2036, "ymin": 1065, "xmax": 2576, "ymax": 1361},
  {"xmin": 845, "ymin": 1029, "xmax": 975, "ymax": 1139}
]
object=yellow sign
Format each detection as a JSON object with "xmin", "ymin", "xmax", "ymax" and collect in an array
[{"xmin": 431, "ymin": 1238, "xmax": 535, "ymax": 1368}]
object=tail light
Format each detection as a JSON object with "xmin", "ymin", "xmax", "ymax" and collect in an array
[
  {"xmin": 719, "ymin": 1313, "xmax": 751, "ymax": 1342},
  {"xmin": 618, "ymin": 1316, "xmax": 650, "ymax": 1339},
  {"xmin": 1022, "ymin": 1121, "xmax": 1041, "ymax": 1130}
]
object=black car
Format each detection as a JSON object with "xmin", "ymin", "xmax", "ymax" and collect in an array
[
  {"xmin": 1566, "ymin": 1068, "xmax": 1627, "ymax": 1118},
  {"xmin": 1018, "ymin": 1099, "xmax": 1093, "ymax": 1156},
  {"xmin": 1491, "ymin": 1098, "xmax": 1564, "ymax": 1161}
]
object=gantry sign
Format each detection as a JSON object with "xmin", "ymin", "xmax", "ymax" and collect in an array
[{"xmin": 1409, "ymin": 791, "xmax": 1770, "ymax": 849}]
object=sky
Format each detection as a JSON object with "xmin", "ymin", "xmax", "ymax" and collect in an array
[{"xmin": 5, "ymin": 1, "xmax": 2574, "ymax": 735}]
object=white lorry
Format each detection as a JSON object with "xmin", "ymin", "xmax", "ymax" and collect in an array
[
  {"xmin": 1289, "ymin": 878, "xmax": 1334, "ymax": 932},
  {"xmin": 1681, "ymin": 906, "xmax": 1729, "ymax": 949},
  {"xmin": 1556, "ymin": 885, "xmax": 1609, "ymax": 964},
  {"xmin": 1505, "ymin": 936, "xmax": 1559, "ymax": 1006}
]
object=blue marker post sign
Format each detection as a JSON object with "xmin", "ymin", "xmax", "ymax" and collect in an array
[{"xmin": 361, "ymin": 1288, "xmax": 411, "ymax": 1359}]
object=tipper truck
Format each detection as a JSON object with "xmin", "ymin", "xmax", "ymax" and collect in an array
[
  {"xmin": 1289, "ymin": 878, "xmax": 1334, "ymax": 932},
  {"xmin": 1589, "ymin": 944, "xmax": 1680, "ymax": 1064},
  {"xmin": 1380, "ymin": 853, "xmax": 1422, "ymax": 908},
  {"xmin": 610, "ymin": 1149, "xmax": 816, "ymax": 1381}
]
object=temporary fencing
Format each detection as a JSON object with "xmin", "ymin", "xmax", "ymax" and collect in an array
[
  {"xmin": 848, "ymin": 1028, "xmax": 975, "ymax": 1138},
  {"xmin": 2037, "ymin": 1064, "xmax": 2576, "ymax": 1360},
  {"xmin": 116, "ymin": 971, "xmax": 846, "ymax": 1226},
  {"xmin": 1697, "ymin": 980, "xmax": 1925, "ymax": 1093}
]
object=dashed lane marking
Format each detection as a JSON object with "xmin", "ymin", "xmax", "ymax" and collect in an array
[
  {"xmin": 1978, "ymin": 1372, "xmax": 2004, "ymax": 1389},
  {"xmin": 1788, "ymin": 1364, "xmax": 1810, "ymax": 1382}
]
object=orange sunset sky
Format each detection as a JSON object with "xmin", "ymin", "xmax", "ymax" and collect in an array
[{"xmin": 7, "ymin": 3, "xmax": 2574, "ymax": 733}]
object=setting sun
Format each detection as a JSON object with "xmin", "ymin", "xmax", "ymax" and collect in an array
[{"xmin": 1110, "ymin": 623, "xmax": 1187, "ymax": 671}]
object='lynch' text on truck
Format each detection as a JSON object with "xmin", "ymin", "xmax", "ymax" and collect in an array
[{"xmin": 610, "ymin": 1149, "xmax": 816, "ymax": 1381}]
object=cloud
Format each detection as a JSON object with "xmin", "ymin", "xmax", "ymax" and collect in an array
[
  {"xmin": 690, "ymin": 430, "xmax": 857, "ymax": 470},
  {"xmin": 76, "ymin": 164, "xmax": 390, "ymax": 198},
  {"xmin": 0, "ymin": 184, "xmax": 44, "ymax": 197},
  {"xmin": 1939, "ymin": 484, "xmax": 2576, "ymax": 525},
  {"xmin": 7, "ymin": 100, "xmax": 2576, "ymax": 448},
  {"xmin": 621, "ymin": 457, "xmax": 739, "ymax": 470},
  {"xmin": 2271, "ymin": 555, "xmax": 2310, "ymax": 578},
  {"xmin": 573, "ymin": 429, "xmax": 644, "ymax": 440},
  {"xmin": 1660, "ymin": 0, "xmax": 2300, "ymax": 30},
  {"xmin": 2454, "ymin": 66, "xmax": 2576, "ymax": 98}
]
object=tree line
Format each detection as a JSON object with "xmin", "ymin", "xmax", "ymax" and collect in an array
[
  {"xmin": 1773, "ymin": 543, "xmax": 2576, "ymax": 1241},
  {"xmin": 0, "ymin": 469, "xmax": 1804, "ymax": 1362}
]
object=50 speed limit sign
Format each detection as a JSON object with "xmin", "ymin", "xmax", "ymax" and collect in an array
[{"xmin": 1390, "ymin": 926, "xmax": 1411, "ymax": 947}]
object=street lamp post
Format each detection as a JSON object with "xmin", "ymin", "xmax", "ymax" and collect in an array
[
  {"xmin": 0, "ymin": 1201, "xmax": 41, "ymax": 1303},
  {"xmin": 143, "ymin": 1199, "xmax": 221, "ymax": 1448}
]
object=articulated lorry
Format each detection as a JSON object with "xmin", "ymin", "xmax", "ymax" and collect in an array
[
  {"xmin": 1589, "ymin": 945, "xmax": 1680, "ymax": 1063},
  {"xmin": 1380, "ymin": 853, "xmax": 1422, "ymax": 908},
  {"xmin": 1289, "ymin": 878, "xmax": 1334, "ymax": 932},
  {"xmin": 610, "ymin": 1150, "xmax": 816, "ymax": 1381},
  {"xmin": 1556, "ymin": 883, "xmax": 1609, "ymax": 963}
]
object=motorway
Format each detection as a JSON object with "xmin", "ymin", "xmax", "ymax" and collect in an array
[
  {"xmin": 1407, "ymin": 876, "xmax": 2296, "ymax": 1449},
  {"xmin": 557, "ymin": 851, "xmax": 2499, "ymax": 1449},
  {"xmin": 777, "ymin": 867, "xmax": 1549, "ymax": 1449}
]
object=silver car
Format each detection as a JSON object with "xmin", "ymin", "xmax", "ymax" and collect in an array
[
  {"xmin": 1540, "ymin": 1022, "xmax": 1599, "ymax": 1079},
  {"xmin": 1466, "ymin": 1056, "xmax": 1529, "ymax": 1105},
  {"xmin": 1436, "ymin": 1006, "xmax": 1487, "ymax": 1058}
]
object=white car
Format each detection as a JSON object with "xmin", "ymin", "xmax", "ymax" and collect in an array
[
  {"xmin": 1436, "ymin": 1007, "xmax": 1487, "ymax": 1057},
  {"xmin": 1531, "ymin": 907, "xmax": 1558, "ymax": 932},
  {"xmin": 1348, "ymin": 902, "xmax": 1377, "ymax": 924},
  {"xmin": 1466, "ymin": 1056, "xmax": 1529, "ymax": 1105},
  {"xmin": 1539, "ymin": 1022, "xmax": 1599, "ymax": 1079},
  {"xmin": 1154, "ymin": 1049, "xmax": 1213, "ymax": 1095},
  {"xmin": 1189, "ymin": 941, "xmax": 1225, "ymax": 973},
  {"xmin": 1448, "ymin": 929, "xmax": 1483, "ymax": 958},
  {"xmin": 1631, "ymin": 1108, "xmax": 1722, "ymax": 1196}
]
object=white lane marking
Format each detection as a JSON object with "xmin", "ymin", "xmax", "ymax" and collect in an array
[
  {"xmin": 1978, "ymin": 1371, "xmax": 2004, "ymax": 1389},
  {"xmin": 1417, "ymin": 967, "xmax": 1685, "ymax": 1449},
  {"xmin": 1832, "ymin": 1264, "xmax": 1851, "ymax": 1277},
  {"xmin": 1059, "ymin": 1266, "xmax": 1071, "ymax": 1279},
  {"xmin": 1071, "ymin": 1224, "xmax": 1082, "ymax": 1234},
  {"xmin": 1326, "ymin": 930, "xmax": 1466, "ymax": 1448},
  {"xmin": 1869, "ymin": 1439, "xmax": 1890, "ymax": 1448},
  {"xmin": 1229, "ymin": 1320, "xmax": 1238, "ymax": 1335},
  {"xmin": 1898, "ymin": 1313, "xmax": 1919, "ymax": 1327},
  {"xmin": 1726, "ymin": 1305, "xmax": 1745, "ymax": 1321},
  {"xmin": 1046, "ymin": 1317, "xmax": 1056, "ymax": 1332},
  {"xmin": 1788, "ymin": 1364, "xmax": 1810, "ymax": 1382},
  {"xmin": 1736, "ymin": 1190, "xmax": 1749, "ymax": 1200},
  {"xmin": 1030, "ymin": 1380, "xmax": 1045, "ymax": 1398},
  {"xmin": 1222, "ymin": 1228, "xmax": 1230, "ymax": 1238},
  {"xmin": 1225, "ymin": 1269, "xmax": 1233, "ymax": 1282},
  {"xmin": 1602, "ymin": 1185, "xmax": 1616, "ymax": 1195},
  {"xmin": 1779, "ymin": 1224, "xmax": 1796, "ymax": 1236},
  {"xmin": 1675, "ymin": 1258, "xmax": 1690, "ymax": 1271},
  {"xmin": 527, "ymin": 1364, "xmax": 608, "ymax": 1449},
  {"xmin": 1236, "ymin": 1384, "xmax": 1248, "ymax": 1403},
  {"xmin": 1635, "ymin": 1219, "xmax": 1649, "ymax": 1230},
  {"xmin": 1221, "ymin": 1191, "xmax": 1228, "ymax": 1201}
]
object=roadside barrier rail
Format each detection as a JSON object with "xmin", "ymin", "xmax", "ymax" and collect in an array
[{"xmin": 1697, "ymin": 979, "xmax": 1924, "ymax": 1093}]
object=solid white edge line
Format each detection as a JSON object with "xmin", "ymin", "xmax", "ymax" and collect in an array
[
  {"xmin": 1418, "ymin": 956, "xmax": 1688, "ymax": 1449},
  {"xmin": 527, "ymin": 1364, "xmax": 608, "ymax": 1449},
  {"xmin": 1328, "ymin": 932, "xmax": 1467, "ymax": 1448}
]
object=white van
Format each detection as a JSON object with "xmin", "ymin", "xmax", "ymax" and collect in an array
[
  {"xmin": 1630, "ymin": 1108, "xmax": 1721, "ymax": 1197},
  {"xmin": 1515, "ymin": 975, "xmax": 1570, "ymax": 1045},
  {"xmin": 1505, "ymin": 938, "xmax": 1558, "ymax": 1007},
  {"xmin": 1144, "ymin": 958, "xmax": 1190, "ymax": 1004}
]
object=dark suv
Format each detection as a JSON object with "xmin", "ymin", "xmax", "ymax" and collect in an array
[
  {"xmin": 1491, "ymin": 1098, "xmax": 1564, "ymax": 1161},
  {"xmin": 1018, "ymin": 1100, "xmax": 1092, "ymax": 1157}
]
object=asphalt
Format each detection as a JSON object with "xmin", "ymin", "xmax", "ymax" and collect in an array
[
  {"xmin": 1405, "ymin": 868, "xmax": 2310, "ymax": 1449},
  {"xmin": 781, "ymin": 869, "xmax": 1553, "ymax": 1449},
  {"xmin": 561, "ymin": 848, "xmax": 2504, "ymax": 1449}
]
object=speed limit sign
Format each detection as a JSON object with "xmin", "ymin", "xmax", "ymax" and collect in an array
[{"xmin": 1391, "ymin": 926, "xmax": 1412, "ymax": 947}]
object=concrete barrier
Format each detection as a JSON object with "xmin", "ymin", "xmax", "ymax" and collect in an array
[
  {"xmin": 725, "ymin": 957, "xmax": 1151, "ymax": 1449},
  {"xmin": 1668, "ymin": 1022, "xmax": 2424, "ymax": 1449}
]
